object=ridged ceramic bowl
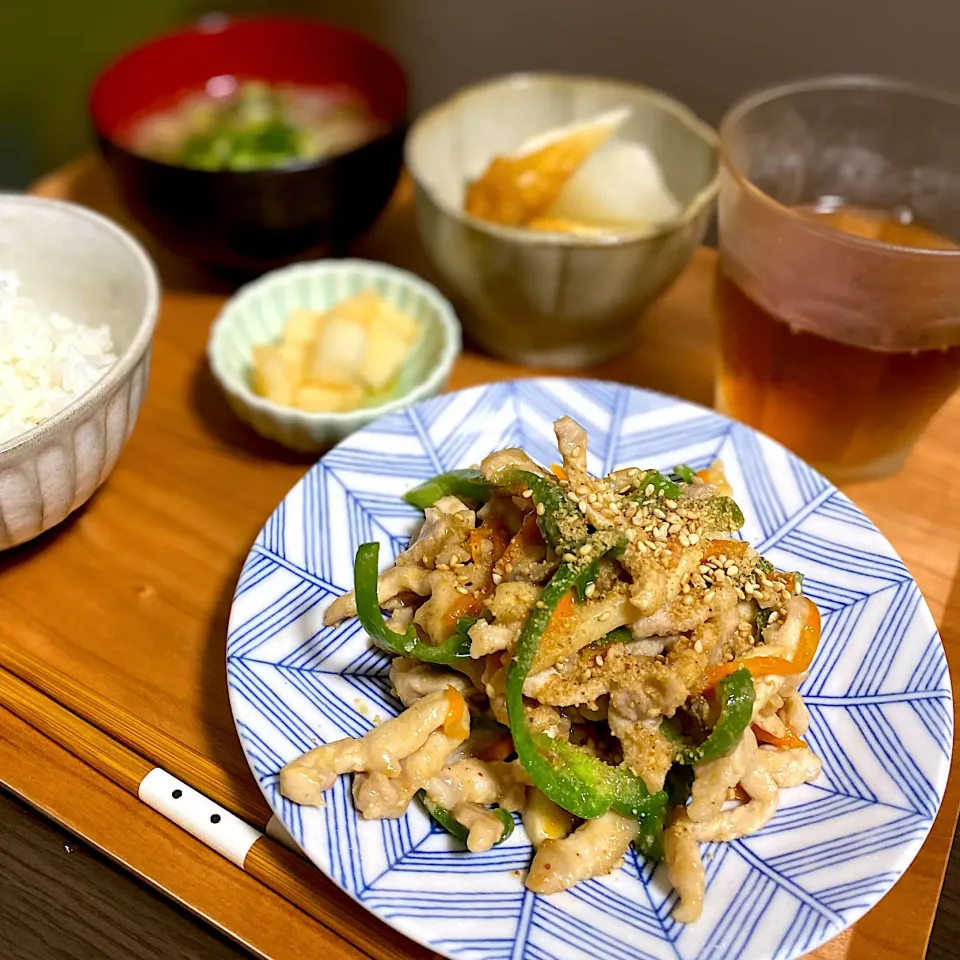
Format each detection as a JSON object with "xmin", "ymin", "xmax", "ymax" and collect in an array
[
  {"xmin": 406, "ymin": 73, "xmax": 719, "ymax": 368},
  {"xmin": 0, "ymin": 195, "xmax": 160, "ymax": 550},
  {"xmin": 207, "ymin": 259, "xmax": 461, "ymax": 452}
]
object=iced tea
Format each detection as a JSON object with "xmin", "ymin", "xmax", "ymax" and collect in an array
[
  {"xmin": 717, "ymin": 77, "xmax": 960, "ymax": 481},
  {"xmin": 717, "ymin": 204, "xmax": 960, "ymax": 478}
]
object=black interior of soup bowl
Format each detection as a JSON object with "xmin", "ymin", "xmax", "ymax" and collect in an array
[{"xmin": 89, "ymin": 15, "xmax": 408, "ymax": 273}]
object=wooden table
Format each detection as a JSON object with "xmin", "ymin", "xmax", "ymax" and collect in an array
[{"xmin": 2, "ymin": 155, "xmax": 957, "ymax": 960}]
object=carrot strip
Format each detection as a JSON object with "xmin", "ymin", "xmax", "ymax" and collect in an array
[
  {"xmin": 474, "ymin": 733, "xmax": 515, "ymax": 763},
  {"xmin": 700, "ymin": 539, "xmax": 750, "ymax": 560},
  {"xmin": 701, "ymin": 598, "xmax": 820, "ymax": 691},
  {"xmin": 468, "ymin": 518, "xmax": 509, "ymax": 567},
  {"xmin": 752, "ymin": 723, "xmax": 807, "ymax": 750},
  {"xmin": 551, "ymin": 590, "xmax": 576, "ymax": 624},
  {"xmin": 550, "ymin": 463, "xmax": 567, "ymax": 481},
  {"xmin": 441, "ymin": 591, "xmax": 485, "ymax": 630},
  {"xmin": 443, "ymin": 686, "xmax": 470, "ymax": 739},
  {"xmin": 442, "ymin": 520, "xmax": 511, "ymax": 633},
  {"xmin": 494, "ymin": 511, "xmax": 543, "ymax": 577}
]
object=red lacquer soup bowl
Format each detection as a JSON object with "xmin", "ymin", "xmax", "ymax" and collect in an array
[{"xmin": 90, "ymin": 15, "xmax": 408, "ymax": 273}]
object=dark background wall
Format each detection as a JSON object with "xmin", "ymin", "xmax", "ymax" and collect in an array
[{"xmin": 3, "ymin": 0, "xmax": 959, "ymax": 186}]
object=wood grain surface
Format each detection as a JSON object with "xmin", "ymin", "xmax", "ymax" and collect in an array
[
  {"xmin": 2, "ymin": 155, "xmax": 956, "ymax": 960},
  {"xmin": 0, "ymin": 787, "xmax": 253, "ymax": 960},
  {"xmin": 0, "ymin": 706, "xmax": 372, "ymax": 960}
]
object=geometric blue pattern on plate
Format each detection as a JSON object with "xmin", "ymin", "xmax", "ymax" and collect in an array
[{"xmin": 227, "ymin": 378, "xmax": 952, "ymax": 960}]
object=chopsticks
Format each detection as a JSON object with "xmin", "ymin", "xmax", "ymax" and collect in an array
[
  {"xmin": 0, "ymin": 642, "xmax": 266, "ymax": 825},
  {"xmin": 0, "ymin": 662, "xmax": 433, "ymax": 960}
]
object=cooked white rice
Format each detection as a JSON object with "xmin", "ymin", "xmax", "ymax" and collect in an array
[{"xmin": 0, "ymin": 270, "xmax": 118, "ymax": 444}]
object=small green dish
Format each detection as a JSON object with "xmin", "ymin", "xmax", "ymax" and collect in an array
[{"xmin": 207, "ymin": 259, "xmax": 462, "ymax": 452}]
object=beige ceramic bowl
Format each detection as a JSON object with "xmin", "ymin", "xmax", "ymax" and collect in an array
[
  {"xmin": 406, "ymin": 73, "xmax": 719, "ymax": 367},
  {"xmin": 0, "ymin": 196, "xmax": 159, "ymax": 550}
]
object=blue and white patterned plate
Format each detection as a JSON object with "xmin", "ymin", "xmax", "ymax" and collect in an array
[{"xmin": 227, "ymin": 379, "xmax": 951, "ymax": 960}]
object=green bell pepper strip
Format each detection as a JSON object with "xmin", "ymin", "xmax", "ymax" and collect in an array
[
  {"xmin": 630, "ymin": 470, "xmax": 682, "ymax": 502},
  {"xmin": 506, "ymin": 551, "xmax": 668, "ymax": 821},
  {"xmin": 404, "ymin": 466, "xmax": 587, "ymax": 552},
  {"xmin": 756, "ymin": 607, "xmax": 775, "ymax": 631},
  {"xmin": 634, "ymin": 806, "xmax": 667, "ymax": 861},
  {"xmin": 666, "ymin": 668, "xmax": 756, "ymax": 766},
  {"xmin": 353, "ymin": 542, "xmax": 475, "ymax": 663},
  {"xmin": 666, "ymin": 764, "xmax": 695, "ymax": 808},
  {"xmin": 635, "ymin": 764, "xmax": 695, "ymax": 862},
  {"xmin": 403, "ymin": 469, "xmax": 493, "ymax": 509},
  {"xmin": 418, "ymin": 791, "xmax": 515, "ymax": 846},
  {"xmin": 488, "ymin": 468, "xmax": 588, "ymax": 552},
  {"xmin": 672, "ymin": 463, "xmax": 696, "ymax": 484}
]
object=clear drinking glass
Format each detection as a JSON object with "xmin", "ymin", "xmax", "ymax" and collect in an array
[{"xmin": 716, "ymin": 76, "xmax": 960, "ymax": 482}]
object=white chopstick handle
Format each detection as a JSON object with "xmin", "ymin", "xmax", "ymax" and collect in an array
[{"xmin": 138, "ymin": 767, "xmax": 261, "ymax": 867}]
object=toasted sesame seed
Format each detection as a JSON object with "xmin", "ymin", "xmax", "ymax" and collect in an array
[
  {"xmin": 536, "ymin": 502, "xmax": 546, "ymax": 516},
  {"xmin": 668, "ymin": 522, "xmax": 682, "ymax": 535},
  {"xmin": 625, "ymin": 529, "xmax": 637, "ymax": 542},
  {"xmin": 645, "ymin": 483, "xmax": 655, "ymax": 496},
  {"xmin": 536, "ymin": 600, "xmax": 545, "ymax": 609},
  {"xmin": 646, "ymin": 707, "xmax": 660, "ymax": 718},
  {"xmin": 579, "ymin": 543, "xmax": 593, "ymax": 556},
  {"xmin": 793, "ymin": 581, "xmax": 802, "ymax": 595},
  {"xmin": 635, "ymin": 540, "xmax": 649, "ymax": 553},
  {"xmin": 653, "ymin": 508, "xmax": 667, "ymax": 520},
  {"xmin": 596, "ymin": 655, "xmax": 604, "ymax": 666},
  {"xmin": 679, "ymin": 534, "xmax": 691, "ymax": 547},
  {"xmin": 456, "ymin": 585, "xmax": 469, "ymax": 595},
  {"xmin": 584, "ymin": 582, "xmax": 597, "ymax": 598},
  {"xmin": 522, "ymin": 489, "xmax": 533, "ymax": 499},
  {"xmin": 578, "ymin": 501, "xmax": 588, "ymax": 513},
  {"xmin": 504, "ymin": 563, "xmax": 514, "ymax": 573},
  {"xmin": 694, "ymin": 640, "xmax": 703, "ymax": 653},
  {"xmin": 572, "ymin": 445, "xmax": 582, "ymax": 457},
  {"xmin": 627, "ymin": 468, "xmax": 640, "ymax": 478},
  {"xmin": 599, "ymin": 611, "xmax": 611, "ymax": 622},
  {"xmin": 567, "ymin": 492, "xmax": 579, "ymax": 503},
  {"xmin": 588, "ymin": 493, "xmax": 598, "ymax": 504},
  {"xmin": 728, "ymin": 565, "xmax": 739, "ymax": 577},
  {"xmin": 436, "ymin": 562, "xmax": 449, "ymax": 571},
  {"xmin": 665, "ymin": 499, "xmax": 677, "ymax": 509},
  {"xmin": 492, "ymin": 572, "xmax": 503, "ymax": 585},
  {"xmin": 718, "ymin": 554, "xmax": 727, "ymax": 565},
  {"xmin": 736, "ymin": 588, "xmax": 745, "ymax": 600},
  {"xmin": 699, "ymin": 564, "xmax": 711, "ymax": 575},
  {"xmin": 563, "ymin": 553, "xmax": 576, "ymax": 562},
  {"xmin": 768, "ymin": 610, "xmax": 779, "ymax": 623},
  {"xmin": 688, "ymin": 533, "xmax": 700, "ymax": 545},
  {"xmin": 683, "ymin": 595, "xmax": 695, "ymax": 606},
  {"xmin": 682, "ymin": 582, "xmax": 691, "ymax": 594},
  {"xmin": 583, "ymin": 668, "xmax": 592, "ymax": 679}
]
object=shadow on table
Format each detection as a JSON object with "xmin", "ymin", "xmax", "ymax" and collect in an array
[{"xmin": 190, "ymin": 359, "xmax": 319, "ymax": 467}]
